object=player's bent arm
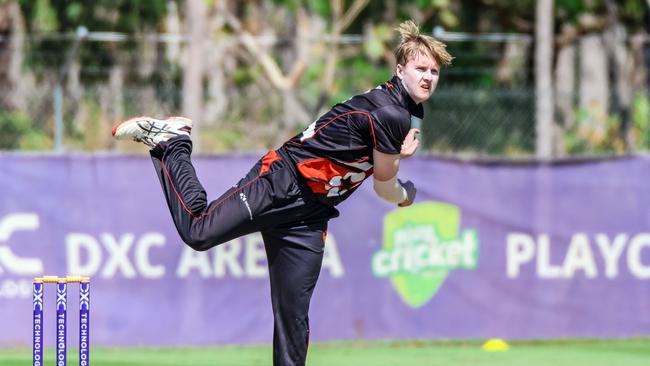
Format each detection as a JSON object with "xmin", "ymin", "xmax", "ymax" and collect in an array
[{"xmin": 373, "ymin": 149, "xmax": 408, "ymax": 204}]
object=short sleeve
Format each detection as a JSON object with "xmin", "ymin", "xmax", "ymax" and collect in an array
[{"xmin": 371, "ymin": 105, "xmax": 411, "ymax": 154}]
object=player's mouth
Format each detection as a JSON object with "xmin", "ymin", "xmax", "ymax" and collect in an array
[{"xmin": 420, "ymin": 84, "xmax": 431, "ymax": 92}]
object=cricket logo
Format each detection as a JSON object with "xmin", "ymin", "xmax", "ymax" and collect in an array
[
  {"xmin": 33, "ymin": 283, "xmax": 43, "ymax": 311},
  {"xmin": 372, "ymin": 201, "xmax": 479, "ymax": 308},
  {"xmin": 56, "ymin": 284, "xmax": 67, "ymax": 311},
  {"xmin": 80, "ymin": 283, "xmax": 90, "ymax": 310}
]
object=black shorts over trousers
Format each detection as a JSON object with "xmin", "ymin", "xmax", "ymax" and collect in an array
[{"xmin": 149, "ymin": 136, "xmax": 339, "ymax": 366}]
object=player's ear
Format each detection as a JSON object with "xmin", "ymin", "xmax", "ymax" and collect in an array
[{"xmin": 395, "ymin": 63, "xmax": 405, "ymax": 79}]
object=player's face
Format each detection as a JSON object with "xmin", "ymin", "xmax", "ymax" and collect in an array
[{"xmin": 396, "ymin": 52, "xmax": 439, "ymax": 104}]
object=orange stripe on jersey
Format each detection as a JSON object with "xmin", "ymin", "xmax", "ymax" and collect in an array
[
  {"xmin": 259, "ymin": 150, "xmax": 281, "ymax": 176},
  {"xmin": 297, "ymin": 157, "xmax": 371, "ymax": 196},
  {"xmin": 306, "ymin": 180, "xmax": 329, "ymax": 194},
  {"xmin": 297, "ymin": 158, "xmax": 354, "ymax": 182}
]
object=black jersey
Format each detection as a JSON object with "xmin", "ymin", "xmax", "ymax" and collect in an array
[{"xmin": 282, "ymin": 75, "xmax": 424, "ymax": 206}]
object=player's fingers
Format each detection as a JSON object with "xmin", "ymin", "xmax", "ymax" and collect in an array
[
  {"xmin": 403, "ymin": 135, "xmax": 419, "ymax": 148},
  {"xmin": 400, "ymin": 145, "xmax": 413, "ymax": 156},
  {"xmin": 401, "ymin": 138, "xmax": 419, "ymax": 155},
  {"xmin": 406, "ymin": 128, "xmax": 420, "ymax": 141}
]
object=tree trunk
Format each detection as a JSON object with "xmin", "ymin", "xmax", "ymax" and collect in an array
[
  {"xmin": 278, "ymin": 7, "xmax": 310, "ymax": 133},
  {"xmin": 535, "ymin": 0, "xmax": 554, "ymax": 158},
  {"xmin": 579, "ymin": 34, "xmax": 609, "ymax": 146},
  {"xmin": 183, "ymin": 0, "xmax": 207, "ymax": 152},
  {"xmin": 314, "ymin": 0, "xmax": 369, "ymax": 116},
  {"xmin": 0, "ymin": 1, "xmax": 28, "ymax": 111},
  {"xmin": 554, "ymin": 43, "xmax": 576, "ymax": 156},
  {"xmin": 496, "ymin": 38, "xmax": 531, "ymax": 85},
  {"xmin": 165, "ymin": 0, "xmax": 182, "ymax": 63},
  {"xmin": 603, "ymin": 0, "xmax": 632, "ymax": 151},
  {"xmin": 102, "ymin": 65, "xmax": 124, "ymax": 150},
  {"xmin": 642, "ymin": 0, "xmax": 650, "ymax": 96},
  {"xmin": 202, "ymin": 1, "xmax": 228, "ymax": 128}
]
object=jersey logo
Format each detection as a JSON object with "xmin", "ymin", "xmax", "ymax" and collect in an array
[
  {"xmin": 325, "ymin": 171, "xmax": 365, "ymax": 197},
  {"xmin": 239, "ymin": 192, "xmax": 253, "ymax": 220}
]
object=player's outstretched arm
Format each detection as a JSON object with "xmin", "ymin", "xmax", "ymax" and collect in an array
[{"xmin": 372, "ymin": 149, "xmax": 416, "ymax": 207}]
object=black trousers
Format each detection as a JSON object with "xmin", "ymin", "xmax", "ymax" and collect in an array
[{"xmin": 150, "ymin": 136, "xmax": 338, "ymax": 366}]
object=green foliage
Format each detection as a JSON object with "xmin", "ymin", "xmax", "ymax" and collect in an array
[
  {"xmin": 202, "ymin": 125, "xmax": 246, "ymax": 153},
  {"xmin": 232, "ymin": 66, "xmax": 260, "ymax": 88},
  {"xmin": 619, "ymin": 0, "xmax": 646, "ymax": 25},
  {"xmin": 331, "ymin": 57, "xmax": 391, "ymax": 105},
  {"xmin": 632, "ymin": 93, "xmax": 650, "ymax": 149},
  {"xmin": 6, "ymin": 0, "xmax": 648, "ymax": 155},
  {"xmin": 555, "ymin": 0, "xmax": 644, "ymax": 31},
  {"xmin": 419, "ymin": 0, "xmax": 459, "ymax": 28},
  {"xmin": 0, "ymin": 111, "xmax": 50, "ymax": 150},
  {"xmin": 18, "ymin": 0, "xmax": 170, "ymax": 82},
  {"xmin": 556, "ymin": 0, "xmax": 595, "ymax": 22},
  {"xmin": 22, "ymin": 0, "xmax": 169, "ymax": 33},
  {"xmin": 32, "ymin": 0, "xmax": 58, "ymax": 32},
  {"xmin": 441, "ymin": 42, "xmax": 503, "ymax": 87},
  {"xmin": 269, "ymin": 0, "xmax": 330, "ymax": 17},
  {"xmin": 423, "ymin": 88, "xmax": 535, "ymax": 155},
  {"xmin": 270, "ymin": 0, "xmax": 300, "ymax": 13},
  {"xmin": 67, "ymin": 96, "xmax": 100, "ymax": 150},
  {"xmin": 306, "ymin": 0, "xmax": 330, "ymax": 17},
  {"xmin": 565, "ymin": 106, "xmax": 604, "ymax": 154},
  {"xmin": 363, "ymin": 24, "xmax": 391, "ymax": 62},
  {"xmin": 449, "ymin": 0, "xmax": 534, "ymax": 32},
  {"xmin": 565, "ymin": 103, "xmax": 635, "ymax": 155},
  {"xmin": 300, "ymin": 60, "xmax": 327, "ymax": 106}
]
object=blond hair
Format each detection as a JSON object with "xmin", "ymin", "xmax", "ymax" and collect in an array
[{"xmin": 394, "ymin": 20, "xmax": 453, "ymax": 67}]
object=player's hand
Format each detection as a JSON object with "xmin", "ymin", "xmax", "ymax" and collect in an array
[
  {"xmin": 400, "ymin": 128, "xmax": 420, "ymax": 159},
  {"xmin": 398, "ymin": 179, "xmax": 416, "ymax": 207}
]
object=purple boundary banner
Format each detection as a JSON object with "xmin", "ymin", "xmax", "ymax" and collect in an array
[{"xmin": 1, "ymin": 154, "xmax": 650, "ymax": 347}]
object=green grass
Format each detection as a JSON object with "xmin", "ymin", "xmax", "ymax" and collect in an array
[{"xmin": 3, "ymin": 338, "xmax": 650, "ymax": 366}]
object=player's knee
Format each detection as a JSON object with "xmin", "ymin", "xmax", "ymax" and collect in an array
[
  {"xmin": 180, "ymin": 223, "xmax": 230, "ymax": 251},
  {"xmin": 275, "ymin": 299, "xmax": 310, "ymax": 318},
  {"xmin": 181, "ymin": 234, "xmax": 213, "ymax": 252}
]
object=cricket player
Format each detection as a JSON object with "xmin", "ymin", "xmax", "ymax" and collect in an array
[{"xmin": 112, "ymin": 20, "xmax": 452, "ymax": 366}]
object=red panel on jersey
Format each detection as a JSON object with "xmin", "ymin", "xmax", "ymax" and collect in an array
[
  {"xmin": 259, "ymin": 150, "xmax": 281, "ymax": 176},
  {"xmin": 297, "ymin": 158, "xmax": 371, "ymax": 197}
]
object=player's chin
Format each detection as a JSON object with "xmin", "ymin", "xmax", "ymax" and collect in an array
[
  {"xmin": 416, "ymin": 93, "xmax": 431, "ymax": 103},
  {"xmin": 418, "ymin": 89, "xmax": 433, "ymax": 100}
]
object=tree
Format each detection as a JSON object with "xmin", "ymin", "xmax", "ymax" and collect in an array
[
  {"xmin": 0, "ymin": 0, "xmax": 28, "ymax": 111},
  {"xmin": 535, "ymin": 0, "xmax": 553, "ymax": 158}
]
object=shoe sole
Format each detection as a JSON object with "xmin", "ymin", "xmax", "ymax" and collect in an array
[{"xmin": 111, "ymin": 116, "xmax": 193, "ymax": 138}]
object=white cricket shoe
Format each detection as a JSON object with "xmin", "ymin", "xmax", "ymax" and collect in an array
[{"xmin": 111, "ymin": 116, "xmax": 193, "ymax": 148}]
